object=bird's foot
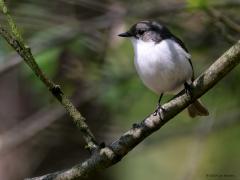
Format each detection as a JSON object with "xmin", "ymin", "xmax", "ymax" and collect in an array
[
  {"xmin": 184, "ymin": 82, "xmax": 193, "ymax": 98},
  {"xmin": 153, "ymin": 104, "xmax": 165, "ymax": 120},
  {"xmin": 99, "ymin": 142, "xmax": 106, "ymax": 148}
]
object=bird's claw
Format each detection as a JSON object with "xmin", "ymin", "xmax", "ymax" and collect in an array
[
  {"xmin": 184, "ymin": 82, "xmax": 193, "ymax": 98},
  {"xmin": 153, "ymin": 104, "xmax": 165, "ymax": 120}
]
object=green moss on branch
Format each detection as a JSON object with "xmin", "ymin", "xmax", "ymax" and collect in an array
[{"xmin": 0, "ymin": 0, "xmax": 98, "ymax": 151}]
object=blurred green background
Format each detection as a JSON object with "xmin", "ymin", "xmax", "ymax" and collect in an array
[{"xmin": 0, "ymin": 0, "xmax": 239, "ymax": 180}]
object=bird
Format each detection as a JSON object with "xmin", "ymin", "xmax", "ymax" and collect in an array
[{"xmin": 118, "ymin": 20, "xmax": 209, "ymax": 118}]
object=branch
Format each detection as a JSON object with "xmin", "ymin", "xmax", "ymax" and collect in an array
[
  {"xmin": 0, "ymin": 104, "xmax": 65, "ymax": 155},
  {"xmin": 0, "ymin": 1, "xmax": 98, "ymax": 151},
  {"xmin": 205, "ymin": 7, "xmax": 240, "ymax": 33},
  {"xmin": 27, "ymin": 41, "xmax": 240, "ymax": 180},
  {"xmin": 205, "ymin": 7, "xmax": 240, "ymax": 43},
  {"xmin": 0, "ymin": 25, "xmax": 78, "ymax": 76},
  {"xmin": 135, "ymin": 2, "xmax": 240, "ymax": 19},
  {"xmin": 0, "ymin": 91, "xmax": 98, "ymax": 155}
]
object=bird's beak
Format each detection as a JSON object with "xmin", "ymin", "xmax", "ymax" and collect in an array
[{"xmin": 118, "ymin": 31, "xmax": 133, "ymax": 37}]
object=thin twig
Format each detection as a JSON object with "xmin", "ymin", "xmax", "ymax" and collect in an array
[
  {"xmin": 205, "ymin": 7, "xmax": 240, "ymax": 33},
  {"xmin": 0, "ymin": 24, "xmax": 78, "ymax": 76},
  {"xmin": 215, "ymin": 21, "xmax": 236, "ymax": 44},
  {"xmin": 205, "ymin": 7, "xmax": 240, "ymax": 44},
  {"xmin": 0, "ymin": 90, "xmax": 99, "ymax": 155},
  {"xmin": 0, "ymin": 104, "xmax": 65, "ymax": 155},
  {"xmin": 27, "ymin": 41, "xmax": 240, "ymax": 180},
  {"xmin": 204, "ymin": 7, "xmax": 240, "ymax": 43},
  {"xmin": 0, "ymin": 1, "xmax": 98, "ymax": 151}
]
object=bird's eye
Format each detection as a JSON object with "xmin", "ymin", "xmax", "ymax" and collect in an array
[{"xmin": 137, "ymin": 30, "xmax": 145, "ymax": 35}]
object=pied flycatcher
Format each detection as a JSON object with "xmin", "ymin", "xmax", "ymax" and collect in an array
[{"xmin": 118, "ymin": 21, "xmax": 209, "ymax": 117}]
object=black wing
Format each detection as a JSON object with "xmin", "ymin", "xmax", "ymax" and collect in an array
[
  {"xmin": 151, "ymin": 21, "xmax": 195, "ymax": 81},
  {"xmin": 171, "ymin": 35, "xmax": 194, "ymax": 81}
]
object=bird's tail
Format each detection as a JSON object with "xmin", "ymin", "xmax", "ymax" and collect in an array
[{"xmin": 187, "ymin": 99, "xmax": 209, "ymax": 118}]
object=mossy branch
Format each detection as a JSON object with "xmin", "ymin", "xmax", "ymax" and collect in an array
[
  {"xmin": 0, "ymin": 0, "xmax": 98, "ymax": 151},
  {"xmin": 27, "ymin": 40, "xmax": 240, "ymax": 180},
  {"xmin": 1, "ymin": 1, "xmax": 240, "ymax": 179},
  {"xmin": 0, "ymin": 0, "xmax": 23, "ymax": 42}
]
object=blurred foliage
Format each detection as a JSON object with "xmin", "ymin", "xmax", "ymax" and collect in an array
[
  {"xmin": 0, "ymin": 0, "xmax": 239, "ymax": 180},
  {"xmin": 187, "ymin": 0, "xmax": 208, "ymax": 8},
  {"xmin": 20, "ymin": 47, "xmax": 62, "ymax": 105}
]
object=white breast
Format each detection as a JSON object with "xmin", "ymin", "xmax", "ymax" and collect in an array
[{"xmin": 131, "ymin": 38, "xmax": 193, "ymax": 95}]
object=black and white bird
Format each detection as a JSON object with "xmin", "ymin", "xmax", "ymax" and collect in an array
[{"xmin": 118, "ymin": 20, "xmax": 209, "ymax": 117}]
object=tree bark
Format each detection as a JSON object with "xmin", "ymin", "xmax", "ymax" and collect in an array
[{"xmin": 27, "ymin": 41, "xmax": 240, "ymax": 180}]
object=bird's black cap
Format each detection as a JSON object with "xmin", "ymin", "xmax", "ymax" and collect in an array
[
  {"xmin": 118, "ymin": 21, "xmax": 173, "ymax": 40},
  {"xmin": 118, "ymin": 21, "xmax": 189, "ymax": 52}
]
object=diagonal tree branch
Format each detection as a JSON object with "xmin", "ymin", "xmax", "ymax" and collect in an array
[
  {"xmin": 205, "ymin": 7, "xmax": 240, "ymax": 43},
  {"xmin": 0, "ymin": 91, "xmax": 99, "ymax": 155},
  {"xmin": 0, "ymin": 0, "xmax": 98, "ymax": 151},
  {"xmin": 0, "ymin": 1, "xmax": 239, "ymax": 179},
  {"xmin": 205, "ymin": 7, "xmax": 240, "ymax": 33},
  {"xmin": 0, "ymin": 25, "xmax": 78, "ymax": 76},
  {"xmin": 27, "ymin": 41, "xmax": 240, "ymax": 180}
]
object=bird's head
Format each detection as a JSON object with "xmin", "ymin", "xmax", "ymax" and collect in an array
[{"xmin": 118, "ymin": 21, "xmax": 171, "ymax": 43}]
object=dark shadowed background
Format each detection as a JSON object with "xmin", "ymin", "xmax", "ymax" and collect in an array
[{"xmin": 0, "ymin": 0, "xmax": 240, "ymax": 180}]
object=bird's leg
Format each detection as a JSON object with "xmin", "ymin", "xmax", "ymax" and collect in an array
[
  {"xmin": 170, "ymin": 82, "xmax": 193, "ymax": 101},
  {"xmin": 153, "ymin": 93, "xmax": 165, "ymax": 119},
  {"xmin": 184, "ymin": 82, "xmax": 193, "ymax": 98}
]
